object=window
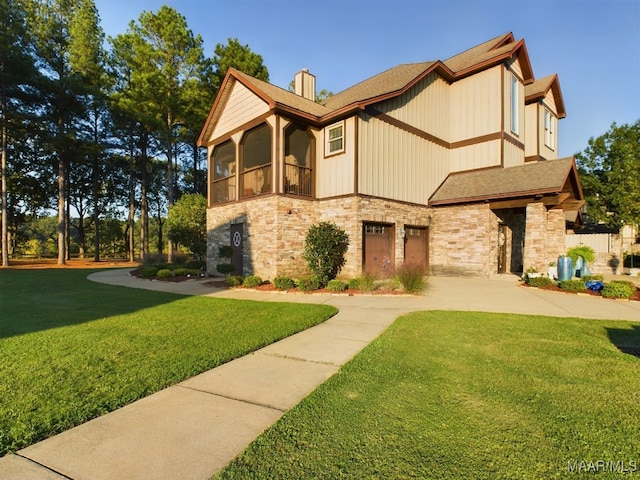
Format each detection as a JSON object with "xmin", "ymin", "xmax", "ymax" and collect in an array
[
  {"xmin": 284, "ymin": 124, "xmax": 313, "ymax": 196},
  {"xmin": 210, "ymin": 140, "xmax": 235, "ymax": 204},
  {"xmin": 510, "ymin": 74, "xmax": 519, "ymax": 136},
  {"xmin": 544, "ymin": 108, "xmax": 555, "ymax": 150},
  {"xmin": 325, "ymin": 121, "xmax": 344, "ymax": 155},
  {"xmin": 240, "ymin": 124, "xmax": 272, "ymax": 197},
  {"xmin": 365, "ymin": 224, "xmax": 385, "ymax": 234}
]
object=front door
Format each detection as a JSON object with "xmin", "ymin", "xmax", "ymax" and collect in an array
[
  {"xmin": 497, "ymin": 223, "xmax": 507, "ymax": 274},
  {"xmin": 363, "ymin": 223, "xmax": 394, "ymax": 276},
  {"xmin": 404, "ymin": 226, "xmax": 429, "ymax": 271},
  {"xmin": 230, "ymin": 223, "xmax": 243, "ymax": 275}
]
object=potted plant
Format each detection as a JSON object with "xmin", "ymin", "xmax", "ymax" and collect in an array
[
  {"xmin": 548, "ymin": 261, "xmax": 558, "ymax": 280},
  {"xmin": 525, "ymin": 266, "xmax": 541, "ymax": 280},
  {"xmin": 566, "ymin": 245, "xmax": 596, "ymax": 278}
]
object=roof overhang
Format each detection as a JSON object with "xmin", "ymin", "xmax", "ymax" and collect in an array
[{"xmin": 525, "ymin": 74, "xmax": 567, "ymax": 119}]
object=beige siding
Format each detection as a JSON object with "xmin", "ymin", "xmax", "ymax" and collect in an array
[
  {"xmin": 316, "ymin": 117, "xmax": 355, "ymax": 198},
  {"xmin": 450, "ymin": 67, "xmax": 501, "ymax": 143},
  {"xmin": 358, "ymin": 113, "xmax": 449, "ymax": 204},
  {"xmin": 506, "ymin": 56, "xmax": 523, "ymax": 80},
  {"xmin": 378, "ymin": 72, "xmax": 450, "ymax": 142},
  {"xmin": 450, "ymin": 141, "xmax": 500, "ymax": 172},
  {"xmin": 524, "ymin": 103, "xmax": 538, "ymax": 158},
  {"xmin": 543, "ymin": 89, "xmax": 557, "ymax": 114},
  {"xmin": 503, "ymin": 140, "xmax": 524, "ymax": 168},
  {"xmin": 210, "ymin": 81, "xmax": 269, "ymax": 141}
]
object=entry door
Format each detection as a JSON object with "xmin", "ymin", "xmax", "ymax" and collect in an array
[
  {"xmin": 497, "ymin": 224, "xmax": 507, "ymax": 274},
  {"xmin": 404, "ymin": 226, "xmax": 429, "ymax": 270},
  {"xmin": 363, "ymin": 223, "xmax": 394, "ymax": 275},
  {"xmin": 230, "ymin": 223, "xmax": 243, "ymax": 275}
]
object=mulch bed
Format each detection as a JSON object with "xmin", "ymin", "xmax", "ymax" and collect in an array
[
  {"xmin": 202, "ymin": 280, "xmax": 407, "ymax": 295},
  {"xmin": 523, "ymin": 282, "xmax": 640, "ymax": 302}
]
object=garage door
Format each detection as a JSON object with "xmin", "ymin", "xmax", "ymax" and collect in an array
[
  {"xmin": 404, "ymin": 226, "xmax": 429, "ymax": 270},
  {"xmin": 363, "ymin": 223, "xmax": 394, "ymax": 275}
]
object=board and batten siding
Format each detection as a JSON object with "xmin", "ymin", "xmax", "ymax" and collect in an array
[
  {"xmin": 503, "ymin": 140, "xmax": 525, "ymax": 168},
  {"xmin": 315, "ymin": 117, "xmax": 356, "ymax": 198},
  {"xmin": 450, "ymin": 67, "xmax": 501, "ymax": 143},
  {"xmin": 210, "ymin": 81, "xmax": 270, "ymax": 141},
  {"xmin": 377, "ymin": 72, "xmax": 451, "ymax": 142},
  {"xmin": 450, "ymin": 141, "xmax": 501, "ymax": 172},
  {"xmin": 357, "ymin": 113, "xmax": 449, "ymax": 204},
  {"xmin": 524, "ymin": 103, "xmax": 538, "ymax": 158}
]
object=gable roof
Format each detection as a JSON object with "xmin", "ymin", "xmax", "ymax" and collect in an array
[
  {"xmin": 525, "ymin": 74, "xmax": 566, "ymax": 118},
  {"xmin": 429, "ymin": 157, "xmax": 583, "ymax": 210},
  {"xmin": 199, "ymin": 32, "xmax": 539, "ymax": 146}
]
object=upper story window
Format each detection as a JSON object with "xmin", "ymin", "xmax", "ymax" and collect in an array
[
  {"xmin": 210, "ymin": 140, "xmax": 236, "ymax": 205},
  {"xmin": 510, "ymin": 74, "xmax": 520, "ymax": 136},
  {"xmin": 544, "ymin": 108, "xmax": 555, "ymax": 150},
  {"xmin": 325, "ymin": 121, "xmax": 344, "ymax": 156},
  {"xmin": 284, "ymin": 124, "xmax": 313, "ymax": 196},
  {"xmin": 240, "ymin": 123, "xmax": 272, "ymax": 198}
]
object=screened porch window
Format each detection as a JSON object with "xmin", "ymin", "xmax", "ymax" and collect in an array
[
  {"xmin": 210, "ymin": 140, "xmax": 235, "ymax": 204},
  {"xmin": 284, "ymin": 124, "xmax": 313, "ymax": 196},
  {"xmin": 240, "ymin": 123, "xmax": 272, "ymax": 198}
]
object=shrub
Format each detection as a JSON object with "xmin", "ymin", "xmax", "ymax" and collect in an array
[
  {"xmin": 527, "ymin": 276, "xmax": 555, "ymax": 288},
  {"xmin": 139, "ymin": 266, "xmax": 159, "ymax": 278},
  {"xmin": 216, "ymin": 263, "xmax": 235, "ymax": 276},
  {"xmin": 243, "ymin": 275, "xmax": 263, "ymax": 288},
  {"xmin": 326, "ymin": 279, "xmax": 348, "ymax": 291},
  {"xmin": 171, "ymin": 253, "xmax": 189, "ymax": 265},
  {"xmin": 566, "ymin": 245, "xmax": 596, "ymax": 265},
  {"xmin": 601, "ymin": 282, "xmax": 634, "ymax": 299},
  {"xmin": 218, "ymin": 245, "xmax": 233, "ymax": 260},
  {"xmin": 185, "ymin": 260, "xmax": 206, "ymax": 270},
  {"xmin": 348, "ymin": 278, "xmax": 360, "ymax": 290},
  {"xmin": 142, "ymin": 253, "xmax": 167, "ymax": 265},
  {"xmin": 156, "ymin": 269, "xmax": 173, "ymax": 279},
  {"xmin": 582, "ymin": 275, "xmax": 604, "ymax": 282},
  {"xmin": 226, "ymin": 275, "xmax": 243, "ymax": 287},
  {"xmin": 274, "ymin": 276, "xmax": 296, "ymax": 290},
  {"xmin": 302, "ymin": 222, "xmax": 350, "ymax": 287},
  {"xmin": 558, "ymin": 279, "xmax": 586, "ymax": 292},
  {"xmin": 174, "ymin": 268, "xmax": 199, "ymax": 277},
  {"xmin": 297, "ymin": 276, "xmax": 321, "ymax": 292},
  {"xmin": 395, "ymin": 263, "xmax": 428, "ymax": 294}
]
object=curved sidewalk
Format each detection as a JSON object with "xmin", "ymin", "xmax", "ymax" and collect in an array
[{"xmin": 1, "ymin": 270, "xmax": 637, "ymax": 480}]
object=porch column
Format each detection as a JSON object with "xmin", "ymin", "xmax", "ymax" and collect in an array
[
  {"xmin": 545, "ymin": 209, "xmax": 566, "ymax": 267},
  {"xmin": 522, "ymin": 202, "xmax": 547, "ymax": 273}
]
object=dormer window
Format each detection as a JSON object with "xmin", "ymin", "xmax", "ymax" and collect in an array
[
  {"xmin": 544, "ymin": 108, "xmax": 555, "ymax": 150},
  {"xmin": 325, "ymin": 121, "xmax": 344, "ymax": 156},
  {"xmin": 510, "ymin": 74, "xmax": 520, "ymax": 136}
]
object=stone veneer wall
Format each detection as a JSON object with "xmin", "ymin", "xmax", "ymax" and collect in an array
[
  {"xmin": 429, "ymin": 204, "xmax": 495, "ymax": 277},
  {"xmin": 522, "ymin": 202, "xmax": 567, "ymax": 273},
  {"xmin": 545, "ymin": 209, "xmax": 566, "ymax": 268}
]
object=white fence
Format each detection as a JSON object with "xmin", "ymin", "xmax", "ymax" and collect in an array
[{"xmin": 565, "ymin": 233, "xmax": 616, "ymax": 253}]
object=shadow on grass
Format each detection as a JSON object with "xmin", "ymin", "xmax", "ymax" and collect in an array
[
  {"xmin": 0, "ymin": 269, "xmax": 183, "ymax": 339},
  {"xmin": 607, "ymin": 323, "xmax": 640, "ymax": 358}
]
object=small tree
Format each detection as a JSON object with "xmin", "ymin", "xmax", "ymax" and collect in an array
[
  {"xmin": 166, "ymin": 194, "xmax": 206, "ymax": 260},
  {"xmin": 302, "ymin": 221, "xmax": 349, "ymax": 286}
]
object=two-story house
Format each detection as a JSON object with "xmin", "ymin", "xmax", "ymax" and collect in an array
[{"xmin": 198, "ymin": 32, "xmax": 584, "ymax": 279}]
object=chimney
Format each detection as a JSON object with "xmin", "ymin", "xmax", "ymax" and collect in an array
[{"xmin": 294, "ymin": 69, "xmax": 316, "ymax": 101}]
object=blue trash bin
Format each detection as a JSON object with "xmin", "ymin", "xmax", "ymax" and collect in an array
[{"xmin": 558, "ymin": 255, "xmax": 572, "ymax": 281}]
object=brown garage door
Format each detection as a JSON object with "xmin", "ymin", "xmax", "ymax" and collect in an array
[
  {"xmin": 363, "ymin": 223, "xmax": 394, "ymax": 275},
  {"xmin": 404, "ymin": 226, "xmax": 429, "ymax": 270}
]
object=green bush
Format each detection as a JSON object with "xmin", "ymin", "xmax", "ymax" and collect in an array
[
  {"xmin": 581, "ymin": 275, "xmax": 604, "ymax": 282},
  {"xmin": 394, "ymin": 263, "xmax": 428, "ymax": 294},
  {"xmin": 218, "ymin": 245, "xmax": 233, "ymax": 260},
  {"xmin": 139, "ymin": 266, "xmax": 159, "ymax": 278},
  {"xmin": 216, "ymin": 263, "xmax": 235, "ymax": 276},
  {"xmin": 297, "ymin": 277, "xmax": 321, "ymax": 292},
  {"xmin": 185, "ymin": 260, "xmax": 206, "ymax": 270},
  {"xmin": 226, "ymin": 275, "xmax": 243, "ymax": 287},
  {"xmin": 274, "ymin": 276, "xmax": 296, "ymax": 290},
  {"xmin": 348, "ymin": 278, "xmax": 360, "ymax": 290},
  {"xmin": 558, "ymin": 279, "xmax": 586, "ymax": 292},
  {"xmin": 359, "ymin": 272, "xmax": 376, "ymax": 292},
  {"xmin": 243, "ymin": 275, "xmax": 263, "ymax": 288},
  {"xmin": 156, "ymin": 269, "xmax": 173, "ymax": 279},
  {"xmin": 527, "ymin": 276, "xmax": 555, "ymax": 288},
  {"xmin": 326, "ymin": 279, "xmax": 348, "ymax": 291},
  {"xmin": 601, "ymin": 282, "xmax": 634, "ymax": 299},
  {"xmin": 173, "ymin": 268, "xmax": 199, "ymax": 277},
  {"xmin": 302, "ymin": 222, "xmax": 350, "ymax": 287}
]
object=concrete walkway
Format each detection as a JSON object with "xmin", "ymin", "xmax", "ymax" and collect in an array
[{"xmin": 1, "ymin": 270, "xmax": 638, "ymax": 479}]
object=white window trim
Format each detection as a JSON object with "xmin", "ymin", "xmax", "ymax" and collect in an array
[
  {"xmin": 325, "ymin": 121, "xmax": 345, "ymax": 156},
  {"xmin": 510, "ymin": 74, "xmax": 520, "ymax": 136},
  {"xmin": 544, "ymin": 108, "xmax": 555, "ymax": 150}
]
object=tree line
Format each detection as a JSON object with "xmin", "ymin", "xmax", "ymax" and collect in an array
[{"xmin": 0, "ymin": 0, "xmax": 269, "ymax": 265}]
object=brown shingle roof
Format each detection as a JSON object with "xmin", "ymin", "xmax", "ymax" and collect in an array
[
  {"xmin": 443, "ymin": 32, "xmax": 513, "ymax": 72},
  {"xmin": 525, "ymin": 74, "xmax": 566, "ymax": 118},
  {"xmin": 429, "ymin": 158, "xmax": 577, "ymax": 205}
]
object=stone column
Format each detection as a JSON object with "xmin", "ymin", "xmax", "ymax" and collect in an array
[{"xmin": 523, "ymin": 202, "xmax": 547, "ymax": 273}]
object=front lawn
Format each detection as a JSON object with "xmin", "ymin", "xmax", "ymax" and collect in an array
[
  {"xmin": 0, "ymin": 269, "xmax": 336, "ymax": 456},
  {"xmin": 216, "ymin": 311, "xmax": 640, "ymax": 479}
]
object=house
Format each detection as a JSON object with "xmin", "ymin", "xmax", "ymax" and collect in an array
[{"xmin": 198, "ymin": 32, "xmax": 584, "ymax": 279}]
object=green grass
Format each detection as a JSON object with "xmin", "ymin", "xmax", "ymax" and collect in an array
[
  {"xmin": 0, "ymin": 269, "xmax": 336, "ymax": 456},
  {"xmin": 216, "ymin": 311, "xmax": 640, "ymax": 479}
]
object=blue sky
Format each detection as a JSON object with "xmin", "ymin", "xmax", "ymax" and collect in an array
[{"xmin": 94, "ymin": 0, "xmax": 639, "ymax": 158}]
